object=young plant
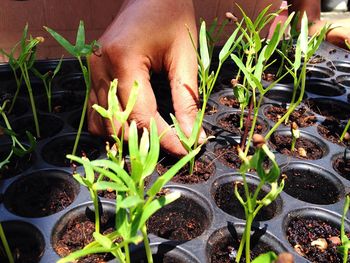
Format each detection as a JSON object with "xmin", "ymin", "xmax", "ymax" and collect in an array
[
  {"xmin": 45, "ymin": 21, "xmax": 99, "ymax": 156},
  {"xmin": 338, "ymin": 194, "xmax": 350, "ymax": 263},
  {"xmin": 0, "ymin": 100, "xmax": 36, "ymax": 170},
  {"xmin": 0, "ymin": 223, "xmax": 13, "ymax": 263},
  {"xmin": 31, "ymin": 56, "xmax": 63, "ymax": 112},
  {"xmin": 173, "ymin": 19, "xmax": 243, "ymax": 175},
  {"xmin": 234, "ymin": 134, "xmax": 284, "ymax": 263},
  {"xmin": 290, "ymin": 122, "xmax": 300, "ymax": 152},
  {"xmin": 92, "ymin": 79, "xmax": 139, "ymax": 165},
  {"xmin": 0, "ymin": 24, "xmax": 43, "ymax": 138}
]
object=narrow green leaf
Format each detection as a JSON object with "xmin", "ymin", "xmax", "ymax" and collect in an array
[
  {"xmin": 72, "ymin": 173, "xmax": 89, "ymax": 187},
  {"xmin": 218, "ymin": 22, "xmax": 241, "ymax": 63},
  {"xmin": 75, "ymin": 21, "xmax": 85, "ymax": 53},
  {"xmin": 53, "ymin": 56, "xmax": 64, "ymax": 77},
  {"xmin": 139, "ymin": 127, "xmax": 150, "ymax": 164},
  {"xmin": 93, "ymin": 232, "xmax": 114, "ymax": 249},
  {"xmin": 93, "ymin": 181, "xmax": 128, "ymax": 192},
  {"xmin": 147, "ymin": 147, "xmax": 200, "ymax": 197},
  {"xmin": 44, "ymin": 26, "xmax": 76, "ymax": 56},
  {"xmin": 92, "ymin": 104, "xmax": 110, "ymax": 119},
  {"xmin": 300, "ymin": 12, "xmax": 309, "ymax": 56},
  {"xmin": 199, "ymin": 21, "xmax": 210, "ymax": 71},
  {"xmin": 119, "ymin": 195, "xmax": 143, "ymax": 209},
  {"xmin": 121, "ymin": 81, "xmax": 139, "ymax": 123},
  {"xmin": 187, "ymin": 110, "xmax": 202, "ymax": 147},
  {"xmin": 251, "ymin": 251, "xmax": 277, "ymax": 263},
  {"xmin": 170, "ymin": 113, "xmax": 191, "ymax": 150},
  {"xmin": 143, "ymin": 119, "xmax": 160, "ymax": 177}
]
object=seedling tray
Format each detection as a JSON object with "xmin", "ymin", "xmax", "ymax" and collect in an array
[{"xmin": 0, "ymin": 41, "xmax": 350, "ymax": 263}]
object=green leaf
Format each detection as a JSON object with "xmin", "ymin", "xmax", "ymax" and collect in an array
[
  {"xmin": 139, "ymin": 127, "xmax": 150, "ymax": 164},
  {"xmin": 119, "ymin": 195, "xmax": 143, "ymax": 209},
  {"xmin": 92, "ymin": 104, "xmax": 110, "ymax": 119},
  {"xmin": 75, "ymin": 21, "xmax": 85, "ymax": 53},
  {"xmin": 147, "ymin": 147, "xmax": 200, "ymax": 197},
  {"xmin": 300, "ymin": 12, "xmax": 309, "ymax": 56},
  {"xmin": 143, "ymin": 119, "xmax": 160, "ymax": 177},
  {"xmin": 199, "ymin": 21, "xmax": 210, "ymax": 71},
  {"xmin": 53, "ymin": 56, "xmax": 64, "ymax": 78},
  {"xmin": 72, "ymin": 172, "xmax": 89, "ymax": 187},
  {"xmin": 251, "ymin": 251, "xmax": 277, "ymax": 263},
  {"xmin": 170, "ymin": 113, "xmax": 191, "ymax": 151},
  {"xmin": 93, "ymin": 232, "xmax": 114, "ymax": 249},
  {"xmin": 132, "ymin": 191, "xmax": 181, "ymax": 235},
  {"xmin": 93, "ymin": 181, "xmax": 128, "ymax": 192},
  {"xmin": 44, "ymin": 26, "xmax": 76, "ymax": 56},
  {"xmin": 120, "ymin": 81, "xmax": 139, "ymax": 123},
  {"xmin": 218, "ymin": 22, "xmax": 241, "ymax": 63},
  {"xmin": 187, "ymin": 110, "xmax": 202, "ymax": 147}
]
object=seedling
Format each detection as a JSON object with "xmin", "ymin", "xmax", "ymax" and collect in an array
[
  {"xmin": 45, "ymin": 20, "xmax": 99, "ymax": 156},
  {"xmin": 0, "ymin": 223, "xmax": 13, "ymax": 263},
  {"xmin": 173, "ymin": 19, "xmax": 243, "ymax": 175},
  {"xmin": 0, "ymin": 24, "xmax": 43, "ymax": 138},
  {"xmin": 92, "ymin": 79, "xmax": 139, "ymax": 165},
  {"xmin": 290, "ymin": 122, "xmax": 299, "ymax": 152},
  {"xmin": 31, "ymin": 56, "xmax": 63, "ymax": 112},
  {"xmin": 234, "ymin": 134, "xmax": 284, "ymax": 263},
  {"xmin": 61, "ymin": 80, "xmax": 201, "ymax": 263},
  {"xmin": 0, "ymin": 100, "xmax": 36, "ymax": 170},
  {"xmin": 338, "ymin": 194, "xmax": 350, "ymax": 263}
]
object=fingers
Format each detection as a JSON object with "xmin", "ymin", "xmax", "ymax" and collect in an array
[
  {"xmin": 104, "ymin": 48, "xmax": 188, "ymax": 156},
  {"xmin": 167, "ymin": 34, "xmax": 207, "ymax": 144}
]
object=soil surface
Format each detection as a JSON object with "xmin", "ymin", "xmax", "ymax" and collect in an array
[
  {"xmin": 317, "ymin": 118, "xmax": 349, "ymax": 146},
  {"xmin": 0, "ymin": 151, "xmax": 33, "ymax": 180},
  {"xmin": 205, "ymin": 104, "xmax": 218, "ymax": 115},
  {"xmin": 219, "ymin": 95, "xmax": 240, "ymax": 108},
  {"xmin": 54, "ymin": 214, "xmax": 115, "ymax": 263},
  {"xmin": 214, "ymin": 181, "xmax": 279, "ymax": 221},
  {"xmin": 157, "ymin": 155, "xmax": 215, "ymax": 184},
  {"xmin": 287, "ymin": 217, "xmax": 348, "ymax": 263},
  {"xmin": 264, "ymin": 105, "xmax": 317, "ymax": 128},
  {"xmin": 218, "ymin": 113, "xmax": 267, "ymax": 136},
  {"xmin": 282, "ymin": 168, "xmax": 341, "ymax": 204},
  {"xmin": 210, "ymin": 232, "xmax": 277, "ymax": 263},
  {"xmin": 5, "ymin": 173, "xmax": 77, "ymax": 217},
  {"xmin": 43, "ymin": 140, "xmax": 100, "ymax": 167},
  {"xmin": 333, "ymin": 157, "xmax": 350, "ymax": 181},
  {"xmin": 270, "ymin": 134, "xmax": 324, "ymax": 160},
  {"xmin": 147, "ymin": 196, "xmax": 208, "ymax": 241},
  {"xmin": 307, "ymin": 99, "xmax": 350, "ymax": 120}
]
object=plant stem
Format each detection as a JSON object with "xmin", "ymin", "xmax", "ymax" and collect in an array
[
  {"xmin": 90, "ymin": 189, "xmax": 100, "ymax": 233},
  {"xmin": 21, "ymin": 63, "xmax": 40, "ymax": 138},
  {"xmin": 8, "ymin": 73, "xmax": 22, "ymax": 114},
  {"xmin": 141, "ymin": 225, "xmax": 153, "ymax": 263},
  {"xmin": 71, "ymin": 56, "xmax": 90, "ymax": 156},
  {"xmin": 0, "ymin": 223, "xmax": 14, "ymax": 263},
  {"xmin": 244, "ymin": 213, "xmax": 254, "ymax": 263},
  {"xmin": 340, "ymin": 120, "xmax": 350, "ymax": 142}
]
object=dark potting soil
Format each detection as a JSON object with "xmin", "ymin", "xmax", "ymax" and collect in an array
[
  {"xmin": 147, "ymin": 196, "xmax": 208, "ymax": 241},
  {"xmin": 0, "ymin": 239, "xmax": 42, "ymax": 263},
  {"xmin": 218, "ymin": 113, "xmax": 267, "ymax": 136},
  {"xmin": 214, "ymin": 144, "xmax": 244, "ymax": 169},
  {"xmin": 317, "ymin": 118, "xmax": 349, "ymax": 146},
  {"xmin": 264, "ymin": 105, "xmax": 317, "ymax": 128},
  {"xmin": 44, "ymin": 141, "xmax": 100, "ymax": 167},
  {"xmin": 219, "ymin": 95, "xmax": 240, "ymax": 108},
  {"xmin": 0, "ymin": 152, "xmax": 33, "ymax": 180},
  {"xmin": 214, "ymin": 181, "xmax": 279, "ymax": 221},
  {"xmin": 270, "ymin": 134, "xmax": 324, "ymax": 160},
  {"xmin": 333, "ymin": 157, "xmax": 350, "ymax": 181},
  {"xmin": 5, "ymin": 174, "xmax": 77, "ymax": 217},
  {"xmin": 39, "ymin": 92, "xmax": 84, "ymax": 113},
  {"xmin": 210, "ymin": 234, "xmax": 277, "ymax": 263},
  {"xmin": 54, "ymin": 215, "xmax": 115, "ymax": 263},
  {"xmin": 287, "ymin": 217, "xmax": 348, "ymax": 263},
  {"xmin": 205, "ymin": 104, "xmax": 218, "ymax": 115},
  {"xmin": 307, "ymin": 99, "xmax": 350, "ymax": 120},
  {"xmin": 282, "ymin": 168, "xmax": 341, "ymax": 204},
  {"xmin": 157, "ymin": 155, "xmax": 215, "ymax": 184},
  {"xmin": 132, "ymin": 255, "xmax": 186, "ymax": 263}
]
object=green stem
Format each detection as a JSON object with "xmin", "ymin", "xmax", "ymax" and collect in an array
[
  {"xmin": 21, "ymin": 64, "xmax": 40, "ymax": 138},
  {"xmin": 8, "ymin": 74, "xmax": 22, "ymax": 114},
  {"xmin": 124, "ymin": 243, "xmax": 131, "ymax": 263},
  {"xmin": 244, "ymin": 213, "xmax": 254, "ymax": 263},
  {"xmin": 340, "ymin": 119, "xmax": 350, "ymax": 142},
  {"xmin": 90, "ymin": 189, "xmax": 100, "ymax": 233},
  {"xmin": 0, "ymin": 223, "xmax": 14, "ymax": 263},
  {"xmin": 291, "ymin": 136, "xmax": 296, "ymax": 152},
  {"xmin": 71, "ymin": 56, "xmax": 90, "ymax": 156},
  {"xmin": 141, "ymin": 225, "xmax": 153, "ymax": 263}
]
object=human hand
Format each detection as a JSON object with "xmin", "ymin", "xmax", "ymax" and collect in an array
[{"xmin": 88, "ymin": 0, "xmax": 205, "ymax": 156}]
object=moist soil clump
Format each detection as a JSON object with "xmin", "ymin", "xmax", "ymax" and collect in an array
[
  {"xmin": 264, "ymin": 105, "xmax": 316, "ymax": 128},
  {"xmin": 219, "ymin": 95, "xmax": 240, "ymax": 108},
  {"xmin": 54, "ymin": 215, "xmax": 115, "ymax": 263},
  {"xmin": 287, "ymin": 217, "xmax": 348, "ymax": 263},
  {"xmin": 270, "ymin": 134, "xmax": 324, "ymax": 160},
  {"xmin": 317, "ymin": 118, "xmax": 349, "ymax": 146},
  {"xmin": 5, "ymin": 174, "xmax": 76, "ymax": 217},
  {"xmin": 218, "ymin": 113, "xmax": 267, "ymax": 136},
  {"xmin": 147, "ymin": 196, "xmax": 208, "ymax": 241},
  {"xmin": 214, "ymin": 181, "xmax": 279, "ymax": 221},
  {"xmin": 333, "ymin": 156, "xmax": 350, "ymax": 180},
  {"xmin": 157, "ymin": 155, "xmax": 215, "ymax": 184}
]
